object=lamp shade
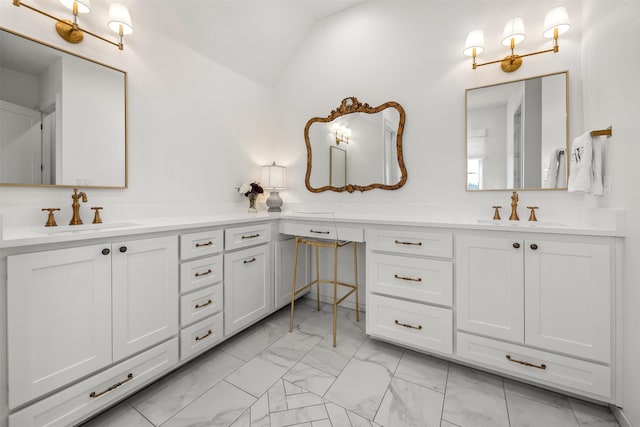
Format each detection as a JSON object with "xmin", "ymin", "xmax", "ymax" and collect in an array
[
  {"xmin": 501, "ymin": 17, "xmax": 526, "ymax": 46},
  {"xmin": 59, "ymin": 0, "xmax": 91, "ymax": 13},
  {"xmin": 543, "ymin": 6, "xmax": 570, "ymax": 38},
  {"xmin": 464, "ymin": 30, "xmax": 485, "ymax": 56},
  {"xmin": 108, "ymin": 3, "xmax": 134, "ymax": 35},
  {"xmin": 261, "ymin": 162, "xmax": 286, "ymax": 190}
]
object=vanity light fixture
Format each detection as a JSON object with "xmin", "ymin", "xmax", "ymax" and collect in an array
[
  {"xmin": 332, "ymin": 123, "xmax": 351, "ymax": 145},
  {"xmin": 464, "ymin": 6, "xmax": 570, "ymax": 72},
  {"xmin": 12, "ymin": 0, "xmax": 134, "ymax": 50},
  {"xmin": 261, "ymin": 162, "xmax": 286, "ymax": 212}
]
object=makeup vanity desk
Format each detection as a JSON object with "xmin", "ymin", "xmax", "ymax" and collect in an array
[{"xmin": 0, "ymin": 211, "xmax": 623, "ymax": 427}]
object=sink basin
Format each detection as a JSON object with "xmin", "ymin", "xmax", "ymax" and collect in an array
[
  {"xmin": 477, "ymin": 219, "xmax": 567, "ymax": 227},
  {"xmin": 38, "ymin": 222, "xmax": 141, "ymax": 234}
]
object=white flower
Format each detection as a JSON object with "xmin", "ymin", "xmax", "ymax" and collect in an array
[{"xmin": 238, "ymin": 183, "xmax": 251, "ymax": 194}]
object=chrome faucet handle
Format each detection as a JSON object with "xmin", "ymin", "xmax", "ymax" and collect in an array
[
  {"xmin": 41, "ymin": 208, "xmax": 60, "ymax": 227},
  {"xmin": 492, "ymin": 206, "xmax": 502, "ymax": 220},
  {"xmin": 527, "ymin": 206, "xmax": 539, "ymax": 222},
  {"xmin": 91, "ymin": 207, "xmax": 104, "ymax": 224}
]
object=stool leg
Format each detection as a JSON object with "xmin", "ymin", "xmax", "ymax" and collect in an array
[
  {"xmin": 353, "ymin": 242, "xmax": 359, "ymax": 322},
  {"xmin": 290, "ymin": 238, "xmax": 300, "ymax": 333},
  {"xmin": 333, "ymin": 242, "xmax": 338, "ymax": 347},
  {"xmin": 315, "ymin": 245, "xmax": 321, "ymax": 311}
]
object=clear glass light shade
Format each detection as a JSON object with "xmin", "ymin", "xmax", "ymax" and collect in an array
[
  {"xmin": 261, "ymin": 162, "xmax": 286, "ymax": 190},
  {"xmin": 108, "ymin": 3, "xmax": 134, "ymax": 35},
  {"xmin": 501, "ymin": 17, "xmax": 526, "ymax": 46},
  {"xmin": 543, "ymin": 6, "xmax": 570, "ymax": 38},
  {"xmin": 463, "ymin": 30, "xmax": 485, "ymax": 56},
  {"xmin": 59, "ymin": 0, "xmax": 91, "ymax": 13}
]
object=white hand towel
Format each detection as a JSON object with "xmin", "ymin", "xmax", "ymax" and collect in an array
[
  {"xmin": 543, "ymin": 149, "xmax": 560, "ymax": 188},
  {"xmin": 591, "ymin": 136, "xmax": 604, "ymax": 196},
  {"xmin": 568, "ymin": 132, "xmax": 593, "ymax": 193}
]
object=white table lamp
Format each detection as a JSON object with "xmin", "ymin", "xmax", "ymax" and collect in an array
[{"xmin": 261, "ymin": 162, "xmax": 286, "ymax": 212}]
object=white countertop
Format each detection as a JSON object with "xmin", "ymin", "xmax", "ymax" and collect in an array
[{"xmin": 0, "ymin": 209, "xmax": 623, "ymax": 249}]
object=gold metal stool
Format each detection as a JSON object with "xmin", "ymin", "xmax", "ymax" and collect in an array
[{"xmin": 289, "ymin": 230, "xmax": 359, "ymax": 347}]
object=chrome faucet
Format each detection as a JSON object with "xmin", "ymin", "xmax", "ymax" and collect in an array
[
  {"xmin": 70, "ymin": 188, "xmax": 88, "ymax": 225},
  {"xmin": 509, "ymin": 191, "xmax": 519, "ymax": 221}
]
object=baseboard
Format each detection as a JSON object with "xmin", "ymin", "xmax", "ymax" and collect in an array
[{"xmin": 611, "ymin": 406, "xmax": 634, "ymax": 427}]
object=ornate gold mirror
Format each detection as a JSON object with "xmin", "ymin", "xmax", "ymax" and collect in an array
[{"xmin": 305, "ymin": 97, "xmax": 407, "ymax": 193}]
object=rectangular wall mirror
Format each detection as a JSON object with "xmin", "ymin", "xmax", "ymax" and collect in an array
[
  {"xmin": 0, "ymin": 28, "xmax": 127, "ymax": 188},
  {"xmin": 465, "ymin": 71, "xmax": 568, "ymax": 191}
]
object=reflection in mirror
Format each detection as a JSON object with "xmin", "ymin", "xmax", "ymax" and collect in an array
[
  {"xmin": 305, "ymin": 97, "xmax": 406, "ymax": 193},
  {"xmin": 0, "ymin": 28, "xmax": 127, "ymax": 188},
  {"xmin": 466, "ymin": 71, "xmax": 568, "ymax": 191}
]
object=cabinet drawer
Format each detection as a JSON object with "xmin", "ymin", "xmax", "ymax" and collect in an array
[
  {"xmin": 368, "ymin": 252, "xmax": 452, "ymax": 306},
  {"xmin": 180, "ymin": 312, "xmax": 224, "ymax": 361},
  {"xmin": 279, "ymin": 220, "xmax": 364, "ymax": 242},
  {"xmin": 366, "ymin": 229, "xmax": 452, "ymax": 258},
  {"xmin": 180, "ymin": 254, "xmax": 223, "ymax": 293},
  {"xmin": 457, "ymin": 332, "xmax": 611, "ymax": 399},
  {"xmin": 9, "ymin": 339, "xmax": 178, "ymax": 427},
  {"xmin": 180, "ymin": 230, "xmax": 223, "ymax": 260},
  {"xmin": 225, "ymin": 224, "xmax": 271, "ymax": 251},
  {"xmin": 180, "ymin": 284, "xmax": 223, "ymax": 327},
  {"xmin": 367, "ymin": 294, "xmax": 452, "ymax": 355}
]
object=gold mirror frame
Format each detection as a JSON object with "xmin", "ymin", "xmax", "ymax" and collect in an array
[{"xmin": 304, "ymin": 97, "xmax": 407, "ymax": 193}]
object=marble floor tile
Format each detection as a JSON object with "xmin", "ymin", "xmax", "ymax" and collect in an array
[
  {"xmin": 311, "ymin": 420, "xmax": 332, "ymax": 427},
  {"xmin": 226, "ymin": 352, "xmax": 293, "ymax": 398},
  {"xmin": 393, "ymin": 349, "xmax": 449, "ymax": 393},
  {"xmin": 507, "ymin": 392, "xmax": 579, "ymax": 427},
  {"xmin": 348, "ymin": 410, "xmax": 382, "ymax": 427},
  {"xmin": 325, "ymin": 401, "xmax": 353, "ymax": 426},
  {"xmin": 374, "ymin": 377, "xmax": 444, "ymax": 427},
  {"xmin": 128, "ymin": 349, "xmax": 244, "ymax": 425},
  {"xmin": 220, "ymin": 320, "xmax": 288, "ymax": 362},
  {"xmin": 569, "ymin": 398, "xmax": 619, "ymax": 426},
  {"xmin": 269, "ymin": 404, "xmax": 328, "ymax": 427},
  {"xmin": 81, "ymin": 402, "xmax": 152, "ymax": 427},
  {"xmin": 324, "ymin": 339, "xmax": 402, "ymax": 420},
  {"xmin": 283, "ymin": 362, "xmax": 337, "ymax": 396},
  {"xmin": 162, "ymin": 380, "xmax": 255, "ymax": 427},
  {"xmin": 230, "ymin": 410, "xmax": 250, "ymax": 427},
  {"xmin": 504, "ymin": 379, "xmax": 572, "ymax": 410},
  {"xmin": 440, "ymin": 421, "xmax": 461, "ymax": 427},
  {"xmin": 442, "ymin": 364, "xmax": 509, "ymax": 427}
]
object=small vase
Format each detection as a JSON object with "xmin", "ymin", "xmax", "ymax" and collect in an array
[{"xmin": 248, "ymin": 194, "xmax": 257, "ymax": 214}]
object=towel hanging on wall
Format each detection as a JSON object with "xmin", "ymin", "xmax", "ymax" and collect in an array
[{"xmin": 568, "ymin": 132, "xmax": 593, "ymax": 193}]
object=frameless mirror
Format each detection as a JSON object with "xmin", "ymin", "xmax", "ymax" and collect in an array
[
  {"xmin": 466, "ymin": 71, "xmax": 568, "ymax": 191},
  {"xmin": 305, "ymin": 97, "xmax": 407, "ymax": 193},
  {"xmin": 0, "ymin": 28, "xmax": 127, "ymax": 188}
]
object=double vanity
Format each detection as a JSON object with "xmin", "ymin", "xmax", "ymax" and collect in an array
[{"xmin": 0, "ymin": 210, "xmax": 622, "ymax": 427}]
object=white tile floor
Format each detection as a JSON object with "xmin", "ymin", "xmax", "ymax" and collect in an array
[{"xmin": 82, "ymin": 300, "xmax": 619, "ymax": 427}]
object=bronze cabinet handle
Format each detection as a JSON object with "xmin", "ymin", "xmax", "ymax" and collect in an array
[
  {"xmin": 119, "ymin": 246, "xmax": 127, "ymax": 253},
  {"xmin": 506, "ymin": 355, "xmax": 546, "ymax": 370},
  {"xmin": 195, "ymin": 299, "xmax": 213, "ymax": 309},
  {"xmin": 89, "ymin": 373, "xmax": 134, "ymax": 398},
  {"xmin": 195, "ymin": 330, "xmax": 212, "ymax": 341},
  {"xmin": 310, "ymin": 229, "xmax": 330, "ymax": 234},
  {"xmin": 102, "ymin": 248, "xmax": 111, "ymax": 255},
  {"xmin": 530, "ymin": 244, "xmax": 538, "ymax": 250},
  {"xmin": 244, "ymin": 258, "xmax": 257, "ymax": 264},
  {"xmin": 394, "ymin": 274, "xmax": 422, "ymax": 282},
  {"xmin": 395, "ymin": 240, "xmax": 422, "ymax": 246},
  {"xmin": 241, "ymin": 234, "xmax": 260, "ymax": 239},
  {"xmin": 195, "ymin": 241, "xmax": 213, "ymax": 247},
  {"xmin": 195, "ymin": 269, "xmax": 212, "ymax": 277},
  {"xmin": 513, "ymin": 242, "xmax": 521, "ymax": 249},
  {"xmin": 394, "ymin": 319, "xmax": 423, "ymax": 330}
]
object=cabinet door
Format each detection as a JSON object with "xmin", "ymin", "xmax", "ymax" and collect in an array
[
  {"xmin": 7, "ymin": 244, "xmax": 112, "ymax": 409},
  {"xmin": 224, "ymin": 244, "xmax": 272, "ymax": 336},
  {"xmin": 112, "ymin": 235, "xmax": 179, "ymax": 361},
  {"xmin": 525, "ymin": 239, "xmax": 611, "ymax": 363},
  {"xmin": 456, "ymin": 234, "xmax": 524, "ymax": 343},
  {"xmin": 274, "ymin": 239, "xmax": 309, "ymax": 310}
]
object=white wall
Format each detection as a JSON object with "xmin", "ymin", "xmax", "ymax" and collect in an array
[
  {"xmin": 467, "ymin": 105, "xmax": 507, "ymax": 189},
  {"xmin": 581, "ymin": 1, "xmax": 640, "ymax": 425},
  {"xmin": 0, "ymin": 67, "xmax": 37, "ymax": 107}
]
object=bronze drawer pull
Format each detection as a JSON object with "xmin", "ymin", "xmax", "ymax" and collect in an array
[
  {"xmin": 395, "ymin": 240, "xmax": 422, "ymax": 246},
  {"xmin": 195, "ymin": 299, "xmax": 213, "ymax": 309},
  {"xmin": 195, "ymin": 330, "xmax": 212, "ymax": 341},
  {"xmin": 310, "ymin": 229, "xmax": 330, "ymax": 234},
  {"xmin": 195, "ymin": 269, "xmax": 212, "ymax": 277},
  {"xmin": 89, "ymin": 373, "xmax": 134, "ymax": 398},
  {"xmin": 394, "ymin": 274, "xmax": 422, "ymax": 282},
  {"xmin": 244, "ymin": 257, "xmax": 257, "ymax": 264},
  {"xmin": 513, "ymin": 242, "xmax": 521, "ymax": 249},
  {"xmin": 102, "ymin": 248, "xmax": 110, "ymax": 255},
  {"xmin": 395, "ymin": 320, "xmax": 423, "ymax": 330},
  {"xmin": 506, "ymin": 354, "xmax": 547, "ymax": 370},
  {"xmin": 530, "ymin": 244, "xmax": 538, "ymax": 250},
  {"xmin": 242, "ymin": 233, "xmax": 260, "ymax": 239},
  {"xmin": 195, "ymin": 241, "xmax": 213, "ymax": 247}
]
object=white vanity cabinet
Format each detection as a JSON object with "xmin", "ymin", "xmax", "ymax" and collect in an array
[
  {"xmin": 7, "ymin": 235, "xmax": 179, "ymax": 410},
  {"xmin": 456, "ymin": 231, "xmax": 615, "ymax": 398}
]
